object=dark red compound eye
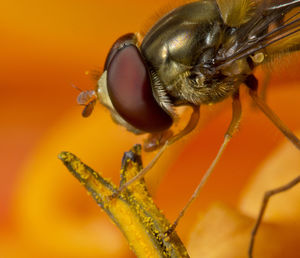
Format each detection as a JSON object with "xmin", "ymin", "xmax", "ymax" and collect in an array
[
  {"xmin": 104, "ymin": 33, "xmax": 137, "ymax": 70},
  {"xmin": 106, "ymin": 43, "xmax": 173, "ymax": 132}
]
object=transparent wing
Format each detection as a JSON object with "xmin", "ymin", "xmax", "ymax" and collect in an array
[{"xmin": 216, "ymin": 0, "xmax": 300, "ymax": 69}]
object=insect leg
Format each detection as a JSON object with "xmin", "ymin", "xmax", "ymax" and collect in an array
[
  {"xmin": 248, "ymin": 176, "xmax": 300, "ymax": 258},
  {"xmin": 110, "ymin": 105, "xmax": 200, "ymax": 199},
  {"xmin": 144, "ymin": 105, "xmax": 200, "ymax": 152},
  {"xmin": 245, "ymin": 74, "xmax": 300, "ymax": 149},
  {"xmin": 259, "ymin": 69, "xmax": 272, "ymax": 101},
  {"xmin": 166, "ymin": 91, "xmax": 242, "ymax": 235},
  {"xmin": 168, "ymin": 105, "xmax": 200, "ymax": 144},
  {"xmin": 245, "ymin": 74, "xmax": 300, "ymax": 256}
]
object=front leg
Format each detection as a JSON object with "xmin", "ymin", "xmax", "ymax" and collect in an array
[
  {"xmin": 144, "ymin": 105, "xmax": 200, "ymax": 152},
  {"xmin": 111, "ymin": 105, "xmax": 200, "ymax": 198}
]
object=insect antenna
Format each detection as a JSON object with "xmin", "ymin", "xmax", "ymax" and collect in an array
[
  {"xmin": 71, "ymin": 83, "xmax": 84, "ymax": 93},
  {"xmin": 71, "ymin": 83, "xmax": 97, "ymax": 117}
]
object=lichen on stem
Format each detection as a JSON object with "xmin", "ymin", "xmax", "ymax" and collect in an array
[{"xmin": 59, "ymin": 144, "xmax": 189, "ymax": 258}]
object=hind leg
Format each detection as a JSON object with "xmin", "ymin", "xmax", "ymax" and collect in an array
[{"xmin": 248, "ymin": 176, "xmax": 300, "ymax": 258}]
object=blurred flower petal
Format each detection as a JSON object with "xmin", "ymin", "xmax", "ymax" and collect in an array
[
  {"xmin": 240, "ymin": 130, "xmax": 300, "ymax": 225},
  {"xmin": 188, "ymin": 204, "xmax": 300, "ymax": 258}
]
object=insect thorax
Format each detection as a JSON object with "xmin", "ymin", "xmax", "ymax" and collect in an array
[{"xmin": 141, "ymin": 0, "xmax": 252, "ymax": 106}]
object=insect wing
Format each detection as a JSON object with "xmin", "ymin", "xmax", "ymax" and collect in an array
[{"xmin": 216, "ymin": 0, "xmax": 300, "ymax": 68}]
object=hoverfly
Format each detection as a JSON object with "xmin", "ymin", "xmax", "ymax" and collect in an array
[{"xmin": 77, "ymin": 0, "xmax": 300, "ymax": 256}]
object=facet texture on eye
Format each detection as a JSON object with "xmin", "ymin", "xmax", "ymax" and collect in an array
[{"xmin": 107, "ymin": 45, "xmax": 172, "ymax": 132}]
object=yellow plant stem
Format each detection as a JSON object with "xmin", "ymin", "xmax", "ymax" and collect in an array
[{"xmin": 59, "ymin": 144, "xmax": 189, "ymax": 258}]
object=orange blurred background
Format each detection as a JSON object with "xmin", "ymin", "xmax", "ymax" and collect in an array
[{"xmin": 1, "ymin": 0, "xmax": 300, "ymax": 257}]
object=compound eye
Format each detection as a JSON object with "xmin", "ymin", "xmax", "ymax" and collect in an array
[
  {"xmin": 104, "ymin": 33, "xmax": 137, "ymax": 70},
  {"xmin": 107, "ymin": 44, "xmax": 173, "ymax": 132}
]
